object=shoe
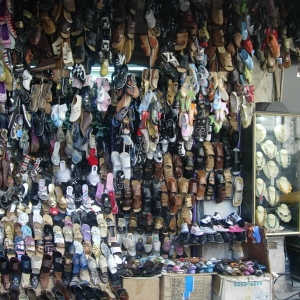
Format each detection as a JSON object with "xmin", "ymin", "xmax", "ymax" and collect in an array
[
  {"xmin": 212, "ymin": 212, "xmax": 222, "ymax": 221},
  {"xmin": 33, "ymin": 110, "xmax": 45, "ymax": 136},
  {"xmin": 206, "ymin": 234, "xmax": 216, "ymax": 243},
  {"xmin": 22, "ymin": 70, "xmax": 32, "ymax": 91},
  {"xmin": 200, "ymin": 215, "xmax": 211, "ymax": 225},
  {"xmin": 21, "ymin": 104, "xmax": 32, "ymax": 128},
  {"xmin": 229, "ymin": 212, "xmax": 242, "ymax": 224},
  {"xmin": 69, "ymin": 95, "xmax": 82, "ymax": 123},
  {"xmin": 198, "ymin": 234, "xmax": 207, "ymax": 244},
  {"xmin": 214, "ymin": 232, "xmax": 224, "ymax": 243}
]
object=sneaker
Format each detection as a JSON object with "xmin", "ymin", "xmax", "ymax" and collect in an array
[
  {"xmin": 212, "ymin": 212, "xmax": 222, "ymax": 220},
  {"xmin": 189, "ymin": 234, "xmax": 199, "ymax": 244},
  {"xmin": 220, "ymin": 232, "xmax": 232, "ymax": 243},
  {"xmin": 180, "ymin": 223, "xmax": 189, "ymax": 234},
  {"xmin": 21, "ymin": 104, "xmax": 32, "ymax": 128},
  {"xmin": 200, "ymin": 227, "xmax": 216, "ymax": 234},
  {"xmin": 200, "ymin": 215, "xmax": 211, "ymax": 225},
  {"xmin": 214, "ymin": 232, "xmax": 224, "ymax": 243},
  {"xmin": 206, "ymin": 234, "xmax": 216, "ymax": 243},
  {"xmin": 190, "ymin": 224, "xmax": 203, "ymax": 236},
  {"xmin": 212, "ymin": 225, "xmax": 229, "ymax": 232},
  {"xmin": 198, "ymin": 234, "xmax": 207, "ymax": 244},
  {"xmin": 229, "ymin": 212, "xmax": 242, "ymax": 223},
  {"xmin": 22, "ymin": 70, "xmax": 32, "ymax": 91}
]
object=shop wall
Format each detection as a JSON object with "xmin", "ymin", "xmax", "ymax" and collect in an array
[{"xmin": 282, "ymin": 61, "xmax": 300, "ymax": 113}]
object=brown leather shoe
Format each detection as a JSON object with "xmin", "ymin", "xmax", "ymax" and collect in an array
[
  {"xmin": 1, "ymin": 159, "xmax": 10, "ymax": 190},
  {"xmin": 196, "ymin": 170, "xmax": 207, "ymax": 200},
  {"xmin": 40, "ymin": 254, "xmax": 53, "ymax": 288},
  {"xmin": 213, "ymin": 142, "xmax": 224, "ymax": 170},
  {"xmin": 80, "ymin": 110, "xmax": 92, "ymax": 137},
  {"xmin": 170, "ymin": 194, "xmax": 183, "ymax": 215},
  {"xmin": 123, "ymin": 179, "xmax": 132, "ymax": 211},
  {"xmin": 40, "ymin": 12, "xmax": 56, "ymax": 35},
  {"xmin": 172, "ymin": 154, "xmax": 183, "ymax": 179},
  {"xmin": 131, "ymin": 180, "xmax": 142, "ymax": 212},
  {"xmin": 153, "ymin": 161, "xmax": 163, "ymax": 179},
  {"xmin": 29, "ymin": 84, "xmax": 42, "ymax": 112},
  {"xmin": 163, "ymin": 152, "xmax": 174, "ymax": 180},
  {"xmin": 204, "ymin": 142, "xmax": 214, "ymax": 171}
]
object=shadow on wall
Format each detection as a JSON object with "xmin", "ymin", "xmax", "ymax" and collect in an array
[{"xmin": 282, "ymin": 60, "xmax": 300, "ymax": 113}]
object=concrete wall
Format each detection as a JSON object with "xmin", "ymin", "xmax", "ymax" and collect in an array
[{"xmin": 282, "ymin": 61, "xmax": 300, "ymax": 113}]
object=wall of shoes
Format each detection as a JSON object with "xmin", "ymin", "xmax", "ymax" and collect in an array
[
  {"xmin": 0, "ymin": 0, "xmax": 293, "ymax": 298},
  {"xmin": 251, "ymin": 113, "xmax": 300, "ymax": 235}
]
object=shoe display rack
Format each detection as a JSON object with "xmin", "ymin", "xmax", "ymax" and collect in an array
[
  {"xmin": 0, "ymin": 0, "xmax": 294, "ymax": 298},
  {"xmin": 242, "ymin": 112, "xmax": 300, "ymax": 236}
]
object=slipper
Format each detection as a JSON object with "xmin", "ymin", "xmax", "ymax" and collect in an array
[
  {"xmin": 96, "ymin": 214, "xmax": 108, "ymax": 238},
  {"xmin": 252, "ymin": 226, "xmax": 261, "ymax": 243},
  {"xmin": 233, "ymin": 176, "xmax": 243, "ymax": 207},
  {"xmin": 87, "ymin": 165, "xmax": 100, "ymax": 186},
  {"xmin": 62, "ymin": 42, "xmax": 74, "ymax": 67},
  {"xmin": 72, "ymin": 224, "xmax": 83, "ymax": 242},
  {"xmin": 106, "ymin": 218, "xmax": 117, "ymax": 244},
  {"xmin": 111, "ymin": 151, "xmax": 122, "ymax": 177},
  {"xmin": 82, "ymin": 184, "xmax": 92, "ymax": 208},
  {"xmin": 106, "ymin": 172, "xmax": 114, "ymax": 191},
  {"xmin": 95, "ymin": 182, "xmax": 104, "ymax": 205},
  {"xmin": 120, "ymin": 152, "xmax": 131, "ymax": 180},
  {"xmin": 81, "ymin": 224, "xmax": 91, "ymax": 242},
  {"xmin": 91, "ymin": 226, "xmax": 101, "ymax": 244},
  {"xmin": 51, "ymin": 142, "xmax": 60, "ymax": 166},
  {"xmin": 62, "ymin": 226, "xmax": 73, "ymax": 242}
]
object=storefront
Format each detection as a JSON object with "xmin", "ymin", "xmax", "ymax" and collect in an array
[{"xmin": 0, "ymin": 0, "xmax": 299, "ymax": 299}]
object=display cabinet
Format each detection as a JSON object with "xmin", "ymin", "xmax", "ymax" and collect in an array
[{"xmin": 251, "ymin": 112, "xmax": 300, "ymax": 235}]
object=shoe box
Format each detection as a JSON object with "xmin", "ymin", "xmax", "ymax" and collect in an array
[
  {"xmin": 160, "ymin": 273, "xmax": 212, "ymax": 300},
  {"xmin": 212, "ymin": 273, "xmax": 273, "ymax": 300}
]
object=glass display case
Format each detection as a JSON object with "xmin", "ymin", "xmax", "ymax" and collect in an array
[{"xmin": 252, "ymin": 112, "xmax": 300, "ymax": 235}]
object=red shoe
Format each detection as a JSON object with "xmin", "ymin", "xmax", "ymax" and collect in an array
[{"xmin": 242, "ymin": 36, "xmax": 253, "ymax": 54}]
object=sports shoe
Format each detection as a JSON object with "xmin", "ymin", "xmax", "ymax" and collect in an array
[
  {"xmin": 198, "ymin": 234, "xmax": 207, "ymax": 244},
  {"xmin": 214, "ymin": 232, "xmax": 224, "ymax": 243},
  {"xmin": 190, "ymin": 224, "xmax": 203, "ymax": 236},
  {"xmin": 206, "ymin": 234, "xmax": 216, "ymax": 243},
  {"xmin": 212, "ymin": 225, "xmax": 229, "ymax": 232},
  {"xmin": 228, "ymin": 212, "xmax": 242, "ymax": 224},
  {"xmin": 200, "ymin": 215, "xmax": 211, "ymax": 225},
  {"xmin": 21, "ymin": 104, "xmax": 32, "ymax": 128},
  {"xmin": 180, "ymin": 223, "xmax": 189, "ymax": 233},
  {"xmin": 212, "ymin": 212, "xmax": 222, "ymax": 220}
]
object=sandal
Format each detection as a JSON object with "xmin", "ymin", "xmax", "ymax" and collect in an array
[
  {"xmin": 204, "ymin": 141, "xmax": 214, "ymax": 171},
  {"xmin": 161, "ymin": 51, "xmax": 179, "ymax": 68},
  {"xmin": 224, "ymin": 169, "xmax": 233, "ymax": 198},
  {"xmin": 206, "ymin": 171, "xmax": 215, "ymax": 200},
  {"xmin": 62, "ymin": 41, "xmax": 74, "ymax": 67}
]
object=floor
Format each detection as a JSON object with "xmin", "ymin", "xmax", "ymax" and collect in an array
[{"xmin": 275, "ymin": 278, "xmax": 300, "ymax": 300}]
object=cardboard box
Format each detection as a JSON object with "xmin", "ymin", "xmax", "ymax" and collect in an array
[
  {"xmin": 212, "ymin": 274, "xmax": 273, "ymax": 300},
  {"xmin": 122, "ymin": 276, "xmax": 160, "ymax": 300},
  {"xmin": 160, "ymin": 273, "xmax": 212, "ymax": 300}
]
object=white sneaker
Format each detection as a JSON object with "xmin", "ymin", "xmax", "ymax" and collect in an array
[
  {"xmin": 181, "ymin": 223, "xmax": 189, "ymax": 233},
  {"xmin": 190, "ymin": 224, "xmax": 203, "ymax": 236},
  {"xmin": 200, "ymin": 215, "xmax": 212, "ymax": 224},
  {"xmin": 59, "ymin": 104, "xmax": 68, "ymax": 121},
  {"xmin": 213, "ymin": 225, "xmax": 229, "ymax": 232},
  {"xmin": 22, "ymin": 70, "xmax": 32, "ymax": 91},
  {"xmin": 69, "ymin": 95, "xmax": 82, "ymax": 122},
  {"xmin": 212, "ymin": 212, "xmax": 222, "ymax": 220}
]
